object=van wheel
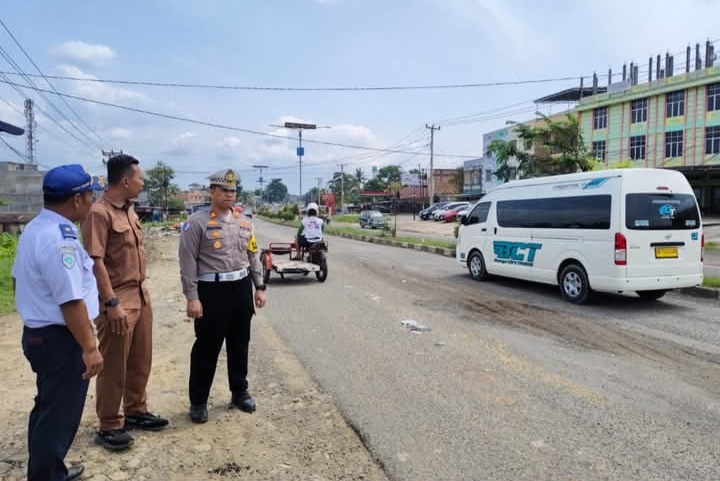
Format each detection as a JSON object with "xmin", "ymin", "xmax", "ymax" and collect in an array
[
  {"xmin": 559, "ymin": 264, "xmax": 590, "ymax": 304},
  {"xmin": 467, "ymin": 251, "xmax": 488, "ymax": 281},
  {"xmin": 637, "ymin": 290, "xmax": 667, "ymax": 301}
]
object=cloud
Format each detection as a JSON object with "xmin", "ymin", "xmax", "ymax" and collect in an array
[
  {"xmin": 109, "ymin": 128, "xmax": 132, "ymax": 140},
  {"xmin": 55, "ymin": 65, "xmax": 150, "ymax": 106},
  {"xmin": 50, "ymin": 41, "xmax": 116, "ymax": 66},
  {"xmin": 163, "ymin": 132, "xmax": 198, "ymax": 156},
  {"xmin": 432, "ymin": 0, "xmax": 544, "ymax": 56}
]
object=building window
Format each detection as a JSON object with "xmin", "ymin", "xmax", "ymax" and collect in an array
[
  {"xmin": 592, "ymin": 140, "xmax": 606, "ymax": 160},
  {"xmin": 707, "ymin": 126, "xmax": 720, "ymax": 155},
  {"xmin": 666, "ymin": 90, "xmax": 685, "ymax": 117},
  {"xmin": 485, "ymin": 169, "xmax": 493, "ymax": 182},
  {"xmin": 629, "ymin": 135, "xmax": 646, "ymax": 160},
  {"xmin": 631, "ymin": 98, "xmax": 648, "ymax": 123},
  {"xmin": 665, "ymin": 131, "xmax": 684, "ymax": 158},
  {"xmin": 593, "ymin": 107, "xmax": 608, "ymax": 129},
  {"xmin": 709, "ymin": 83, "xmax": 720, "ymax": 112}
]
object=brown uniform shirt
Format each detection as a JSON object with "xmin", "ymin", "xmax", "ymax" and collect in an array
[
  {"xmin": 81, "ymin": 193, "xmax": 149, "ymax": 309},
  {"xmin": 179, "ymin": 208, "xmax": 263, "ymax": 301}
]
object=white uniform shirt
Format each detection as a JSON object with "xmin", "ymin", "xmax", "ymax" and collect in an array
[
  {"xmin": 301, "ymin": 216, "xmax": 324, "ymax": 242},
  {"xmin": 12, "ymin": 209, "xmax": 100, "ymax": 328}
]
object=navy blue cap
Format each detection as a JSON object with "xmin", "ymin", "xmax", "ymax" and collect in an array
[{"xmin": 43, "ymin": 164, "xmax": 107, "ymax": 196}]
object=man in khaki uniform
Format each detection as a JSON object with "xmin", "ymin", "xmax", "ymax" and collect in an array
[
  {"xmin": 81, "ymin": 154, "xmax": 168, "ymax": 451},
  {"xmin": 179, "ymin": 168, "xmax": 267, "ymax": 423}
]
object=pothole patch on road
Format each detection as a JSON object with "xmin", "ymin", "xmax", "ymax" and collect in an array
[{"xmin": 401, "ymin": 319, "xmax": 431, "ymax": 332}]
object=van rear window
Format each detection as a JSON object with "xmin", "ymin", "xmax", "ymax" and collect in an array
[{"xmin": 625, "ymin": 193, "xmax": 700, "ymax": 230}]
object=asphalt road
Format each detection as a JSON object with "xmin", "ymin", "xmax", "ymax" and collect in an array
[{"xmin": 256, "ymin": 219, "xmax": 720, "ymax": 481}]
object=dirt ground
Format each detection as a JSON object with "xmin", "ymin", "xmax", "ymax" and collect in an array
[{"xmin": 0, "ymin": 233, "xmax": 388, "ymax": 481}]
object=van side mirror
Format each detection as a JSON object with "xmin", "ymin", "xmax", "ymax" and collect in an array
[{"xmin": 461, "ymin": 215, "xmax": 469, "ymax": 226}]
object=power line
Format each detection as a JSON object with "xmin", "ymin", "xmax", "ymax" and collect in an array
[
  {"xmin": 0, "ymin": 79, "xmax": 480, "ymax": 158},
  {"xmin": 0, "ymin": 92, "xmax": 98, "ymax": 156},
  {"xmin": 0, "ymin": 19, "xmax": 110, "ymax": 149},
  {"xmin": 0, "ymin": 70, "xmax": 594, "ymax": 92},
  {"xmin": 0, "ymin": 66, "xmax": 100, "ymax": 154},
  {"xmin": 0, "ymin": 136, "xmax": 27, "ymax": 162},
  {"xmin": 0, "ymin": 46, "xmax": 101, "ymax": 151}
]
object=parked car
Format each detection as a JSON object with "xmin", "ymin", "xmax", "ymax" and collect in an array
[
  {"xmin": 444, "ymin": 204, "xmax": 470, "ymax": 222},
  {"xmin": 456, "ymin": 207, "xmax": 472, "ymax": 222},
  {"xmin": 419, "ymin": 202, "xmax": 448, "ymax": 220},
  {"xmin": 433, "ymin": 202, "xmax": 469, "ymax": 221},
  {"xmin": 359, "ymin": 210, "xmax": 386, "ymax": 229}
]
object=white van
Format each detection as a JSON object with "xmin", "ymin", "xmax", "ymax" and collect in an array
[{"xmin": 456, "ymin": 168, "xmax": 703, "ymax": 303}]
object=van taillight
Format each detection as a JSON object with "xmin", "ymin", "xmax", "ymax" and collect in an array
[
  {"xmin": 615, "ymin": 233, "xmax": 627, "ymax": 265},
  {"xmin": 701, "ymin": 233, "xmax": 705, "ymax": 263}
]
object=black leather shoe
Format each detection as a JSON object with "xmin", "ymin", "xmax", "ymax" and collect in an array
[
  {"xmin": 65, "ymin": 464, "xmax": 84, "ymax": 481},
  {"xmin": 94, "ymin": 429, "xmax": 133, "ymax": 451},
  {"xmin": 124, "ymin": 412, "xmax": 169, "ymax": 431},
  {"xmin": 189, "ymin": 403, "xmax": 208, "ymax": 423},
  {"xmin": 231, "ymin": 392, "xmax": 256, "ymax": 413}
]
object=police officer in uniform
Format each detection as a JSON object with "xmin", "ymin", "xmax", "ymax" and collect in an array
[
  {"xmin": 179, "ymin": 169, "xmax": 267, "ymax": 423},
  {"xmin": 13, "ymin": 164, "xmax": 105, "ymax": 481}
]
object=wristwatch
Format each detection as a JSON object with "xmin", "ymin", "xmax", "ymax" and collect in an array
[
  {"xmin": 104, "ymin": 297, "xmax": 119, "ymax": 307},
  {"xmin": 255, "ymin": 285, "xmax": 267, "ymax": 291}
]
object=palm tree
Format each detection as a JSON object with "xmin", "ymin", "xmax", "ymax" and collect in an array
[{"xmin": 354, "ymin": 168, "xmax": 366, "ymax": 189}]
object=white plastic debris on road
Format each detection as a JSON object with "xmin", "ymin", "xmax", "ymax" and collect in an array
[{"xmin": 400, "ymin": 320, "xmax": 431, "ymax": 332}]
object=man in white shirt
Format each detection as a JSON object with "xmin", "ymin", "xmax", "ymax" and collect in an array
[
  {"xmin": 294, "ymin": 202, "xmax": 324, "ymax": 260},
  {"xmin": 13, "ymin": 164, "xmax": 105, "ymax": 481}
]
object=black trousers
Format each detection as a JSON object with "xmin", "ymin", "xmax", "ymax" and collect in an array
[
  {"xmin": 22, "ymin": 325, "xmax": 89, "ymax": 481},
  {"xmin": 189, "ymin": 276, "xmax": 255, "ymax": 405}
]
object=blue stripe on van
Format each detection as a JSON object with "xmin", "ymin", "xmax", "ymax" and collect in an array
[{"xmin": 582, "ymin": 177, "xmax": 610, "ymax": 189}]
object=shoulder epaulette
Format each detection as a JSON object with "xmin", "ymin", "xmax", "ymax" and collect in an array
[{"xmin": 59, "ymin": 223, "xmax": 77, "ymax": 239}]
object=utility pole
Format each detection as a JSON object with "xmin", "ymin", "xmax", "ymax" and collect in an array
[
  {"xmin": 425, "ymin": 124, "xmax": 440, "ymax": 204},
  {"xmin": 253, "ymin": 164, "xmax": 268, "ymax": 204},
  {"xmin": 338, "ymin": 163, "xmax": 345, "ymax": 210},
  {"xmin": 101, "ymin": 149, "xmax": 123, "ymax": 165},
  {"xmin": 24, "ymin": 98, "xmax": 36, "ymax": 164},
  {"xmin": 315, "ymin": 177, "xmax": 323, "ymax": 203}
]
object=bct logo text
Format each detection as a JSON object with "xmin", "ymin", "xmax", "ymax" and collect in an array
[{"xmin": 493, "ymin": 241, "xmax": 542, "ymax": 267}]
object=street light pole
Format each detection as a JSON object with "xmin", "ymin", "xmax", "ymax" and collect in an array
[{"xmin": 271, "ymin": 122, "xmax": 331, "ymax": 199}]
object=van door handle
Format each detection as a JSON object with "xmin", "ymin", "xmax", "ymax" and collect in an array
[
  {"xmin": 494, "ymin": 227, "xmax": 497, "ymax": 234},
  {"xmin": 481, "ymin": 228, "xmax": 487, "ymax": 232}
]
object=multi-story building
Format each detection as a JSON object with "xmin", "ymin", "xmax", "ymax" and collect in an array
[
  {"xmin": 574, "ymin": 41, "xmax": 719, "ymax": 211},
  {"xmin": 0, "ymin": 161, "xmax": 44, "ymax": 214},
  {"xmin": 179, "ymin": 184, "xmax": 210, "ymax": 209}
]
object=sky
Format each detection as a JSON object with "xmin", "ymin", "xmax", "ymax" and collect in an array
[{"xmin": 1, "ymin": 0, "xmax": 719, "ymax": 192}]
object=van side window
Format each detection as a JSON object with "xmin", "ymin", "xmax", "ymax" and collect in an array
[
  {"xmin": 497, "ymin": 195, "xmax": 611, "ymax": 229},
  {"xmin": 467, "ymin": 202, "xmax": 491, "ymax": 225}
]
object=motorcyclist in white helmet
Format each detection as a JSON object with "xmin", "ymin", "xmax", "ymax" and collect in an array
[{"xmin": 294, "ymin": 202, "xmax": 324, "ymax": 260}]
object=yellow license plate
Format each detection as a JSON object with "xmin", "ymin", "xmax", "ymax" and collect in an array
[{"xmin": 655, "ymin": 246, "xmax": 678, "ymax": 259}]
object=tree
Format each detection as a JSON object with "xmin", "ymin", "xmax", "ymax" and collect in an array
[
  {"xmin": 144, "ymin": 161, "xmax": 180, "ymax": 212},
  {"xmin": 362, "ymin": 165, "xmax": 402, "ymax": 192},
  {"xmin": 327, "ymin": 172, "xmax": 359, "ymax": 205},
  {"xmin": 265, "ymin": 179, "xmax": 288, "ymax": 203},
  {"xmin": 450, "ymin": 167, "xmax": 464, "ymax": 193},
  {"xmin": 490, "ymin": 114, "xmax": 594, "ymax": 182},
  {"xmin": 304, "ymin": 187, "xmax": 322, "ymax": 204},
  {"xmin": 354, "ymin": 168, "xmax": 366, "ymax": 189}
]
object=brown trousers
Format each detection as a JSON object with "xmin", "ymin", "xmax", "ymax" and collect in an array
[{"xmin": 95, "ymin": 302, "xmax": 153, "ymax": 430}]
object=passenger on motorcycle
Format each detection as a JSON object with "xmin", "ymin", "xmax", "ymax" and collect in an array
[{"xmin": 294, "ymin": 202, "xmax": 324, "ymax": 260}]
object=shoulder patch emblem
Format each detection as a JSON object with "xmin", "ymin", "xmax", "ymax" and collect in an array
[
  {"xmin": 247, "ymin": 234, "xmax": 258, "ymax": 253},
  {"xmin": 182, "ymin": 222, "xmax": 191, "ymax": 232},
  {"xmin": 61, "ymin": 251, "xmax": 76, "ymax": 269}
]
